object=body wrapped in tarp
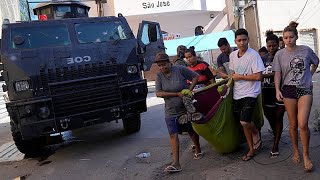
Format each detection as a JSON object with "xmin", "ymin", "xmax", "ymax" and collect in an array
[{"xmin": 191, "ymin": 79, "xmax": 264, "ymax": 153}]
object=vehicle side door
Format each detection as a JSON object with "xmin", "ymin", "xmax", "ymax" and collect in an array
[{"xmin": 137, "ymin": 21, "xmax": 165, "ymax": 71}]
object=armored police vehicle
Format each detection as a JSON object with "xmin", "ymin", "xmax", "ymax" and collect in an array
[{"xmin": 0, "ymin": 1, "xmax": 164, "ymax": 155}]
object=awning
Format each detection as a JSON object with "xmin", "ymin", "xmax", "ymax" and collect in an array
[{"xmin": 164, "ymin": 30, "xmax": 236, "ymax": 56}]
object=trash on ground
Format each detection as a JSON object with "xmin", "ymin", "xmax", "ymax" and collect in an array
[{"xmin": 136, "ymin": 152, "xmax": 151, "ymax": 159}]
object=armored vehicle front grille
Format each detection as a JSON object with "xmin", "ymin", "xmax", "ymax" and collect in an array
[
  {"xmin": 40, "ymin": 62, "xmax": 117, "ymax": 86},
  {"xmin": 48, "ymin": 75, "xmax": 121, "ymax": 118}
]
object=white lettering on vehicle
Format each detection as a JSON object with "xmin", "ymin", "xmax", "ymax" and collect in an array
[{"xmin": 66, "ymin": 56, "xmax": 91, "ymax": 64}]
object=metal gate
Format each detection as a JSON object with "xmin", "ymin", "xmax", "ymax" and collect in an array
[{"xmin": 299, "ymin": 28, "xmax": 318, "ymax": 56}]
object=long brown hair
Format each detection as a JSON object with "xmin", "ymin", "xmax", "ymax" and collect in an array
[{"xmin": 283, "ymin": 21, "xmax": 299, "ymax": 37}]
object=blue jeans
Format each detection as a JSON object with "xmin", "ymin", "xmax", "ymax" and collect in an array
[{"xmin": 165, "ymin": 116, "xmax": 194, "ymax": 135}]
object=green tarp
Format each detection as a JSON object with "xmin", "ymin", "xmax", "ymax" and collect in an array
[{"xmin": 192, "ymin": 81, "xmax": 264, "ymax": 153}]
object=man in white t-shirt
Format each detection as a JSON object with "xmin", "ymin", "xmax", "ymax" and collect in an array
[{"xmin": 229, "ymin": 28, "xmax": 265, "ymax": 161}]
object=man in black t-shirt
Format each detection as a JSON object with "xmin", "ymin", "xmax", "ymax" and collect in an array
[{"xmin": 217, "ymin": 38, "xmax": 233, "ymax": 79}]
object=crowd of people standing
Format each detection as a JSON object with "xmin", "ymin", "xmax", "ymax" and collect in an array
[{"xmin": 154, "ymin": 21, "xmax": 319, "ymax": 173}]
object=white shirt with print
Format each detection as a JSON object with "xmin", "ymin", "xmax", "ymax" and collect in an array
[{"xmin": 229, "ymin": 48, "xmax": 265, "ymax": 100}]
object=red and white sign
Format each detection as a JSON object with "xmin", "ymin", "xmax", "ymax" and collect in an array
[{"xmin": 162, "ymin": 33, "xmax": 181, "ymax": 41}]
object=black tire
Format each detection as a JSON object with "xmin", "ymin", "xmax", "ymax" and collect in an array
[
  {"xmin": 10, "ymin": 121, "xmax": 46, "ymax": 156},
  {"xmin": 122, "ymin": 113, "xmax": 141, "ymax": 134}
]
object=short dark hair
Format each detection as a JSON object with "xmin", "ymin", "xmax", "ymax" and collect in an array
[
  {"xmin": 279, "ymin": 36, "xmax": 283, "ymax": 41},
  {"xmin": 235, "ymin": 28, "xmax": 248, "ymax": 38},
  {"xmin": 154, "ymin": 53, "xmax": 170, "ymax": 63},
  {"xmin": 258, "ymin": 46, "xmax": 268, "ymax": 53},
  {"xmin": 185, "ymin": 48, "xmax": 197, "ymax": 57},
  {"xmin": 217, "ymin": 38, "xmax": 229, "ymax": 47},
  {"xmin": 265, "ymin": 30, "xmax": 279, "ymax": 44}
]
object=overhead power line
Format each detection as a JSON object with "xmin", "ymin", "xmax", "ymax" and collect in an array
[{"xmin": 295, "ymin": 0, "xmax": 309, "ymax": 21}]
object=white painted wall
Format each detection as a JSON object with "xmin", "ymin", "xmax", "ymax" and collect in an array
[
  {"xmin": 0, "ymin": 0, "xmax": 21, "ymax": 38},
  {"xmin": 257, "ymin": 0, "xmax": 320, "ymax": 53},
  {"xmin": 125, "ymin": 11, "xmax": 225, "ymax": 38},
  {"xmin": 103, "ymin": 0, "xmax": 229, "ymax": 38}
]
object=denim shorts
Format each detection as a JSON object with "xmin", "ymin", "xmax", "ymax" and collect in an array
[
  {"xmin": 233, "ymin": 97, "xmax": 257, "ymax": 123},
  {"xmin": 282, "ymin": 85, "xmax": 312, "ymax": 99},
  {"xmin": 165, "ymin": 116, "xmax": 194, "ymax": 135}
]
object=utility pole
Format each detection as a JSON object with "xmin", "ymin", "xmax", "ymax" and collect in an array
[
  {"xmin": 26, "ymin": 0, "xmax": 32, "ymax": 21},
  {"xmin": 95, "ymin": 0, "xmax": 107, "ymax": 17}
]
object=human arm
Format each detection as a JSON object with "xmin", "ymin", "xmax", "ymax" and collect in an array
[
  {"xmin": 274, "ymin": 71, "xmax": 283, "ymax": 101},
  {"xmin": 218, "ymin": 66, "xmax": 229, "ymax": 79},
  {"xmin": 155, "ymin": 74, "xmax": 183, "ymax": 98},
  {"xmin": 189, "ymin": 75, "xmax": 199, "ymax": 90},
  {"xmin": 232, "ymin": 72, "xmax": 263, "ymax": 81},
  {"xmin": 217, "ymin": 55, "xmax": 229, "ymax": 79},
  {"xmin": 156, "ymin": 91, "xmax": 183, "ymax": 98},
  {"xmin": 311, "ymin": 64, "xmax": 318, "ymax": 75},
  {"xmin": 309, "ymin": 47, "xmax": 319, "ymax": 75}
]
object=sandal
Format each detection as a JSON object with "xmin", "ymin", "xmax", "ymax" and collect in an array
[
  {"xmin": 194, "ymin": 152, "xmax": 203, "ymax": 160},
  {"xmin": 253, "ymin": 131, "xmax": 262, "ymax": 150},
  {"xmin": 164, "ymin": 165, "xmax": 182, "ymax": 173},
  {"xmin": 190, "ymin": 145, "xmax": 196, "ymax": 152},
  {"xmin": 242, "ymin": 154, "xmax": 255, "ymax": 161},
  {"xmin": 253, "ymin": 138, "xmax": 262, "ymax": 150},
  {"xmin": 270, "ymin": 151, "xmax": 279, "ymax": 158}
]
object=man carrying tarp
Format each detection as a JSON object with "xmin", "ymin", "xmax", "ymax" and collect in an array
[{"xmin": 229, "ymin": 28, "xmax": 265, "ymax": 161}]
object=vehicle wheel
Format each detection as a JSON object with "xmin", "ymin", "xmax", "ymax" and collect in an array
[
  {"xmin": 123, "ymin": 113, "xmax": 141, "ymax": 134},
  {"xmin": 10, "ymin": 121, "xmax": 45, "ymax": 156}
]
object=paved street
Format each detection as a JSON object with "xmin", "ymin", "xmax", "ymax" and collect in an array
[{"xmin": 0, "ymin": 74, "xmax": 320, "ymax": 179}]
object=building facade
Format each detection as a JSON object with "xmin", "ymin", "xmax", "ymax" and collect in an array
[
  {"xmin": 102, "ymin": 0, "xmax": 234, "ymax": 38},
  {"xmin": 256, "ymin": 0, "xmax": 320, "ymax": 55},
  {"xmin": 0, "ymin": 0, "xmax": 29, "ymax": 38}
]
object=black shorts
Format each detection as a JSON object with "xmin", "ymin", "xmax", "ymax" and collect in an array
[
  {"xmin": 282, "ymin": 85, "xmax": 312, "ymax": 99},
  {"xmin": 234, "ymin": 97, "xmax": 257, "ymax": 122},
  {"xmin": 262, "ymin": 87, "xmax": 284, "ymax": 106}
]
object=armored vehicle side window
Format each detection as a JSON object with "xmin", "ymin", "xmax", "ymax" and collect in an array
[
  {"xmin": 141, "ymin": 24, "xmax": 150, "ymax": 45},
  {"xmin": 140, "ymin": 23, "xmax": 160, "ymax": 46},
  {"xmin": 11, "ymin": 25, "xmax": 71, "ymax": 49},
  {"xmin": 77, "ymin": 7, "xmax": 86, "ymax": 14},
  {"xmin": 75, "ymin": 21, "xmax": 130, "ymax": 43},
  {"xmin": 56, "ymin": 6, "xmax": 72, "ymax": 17}
]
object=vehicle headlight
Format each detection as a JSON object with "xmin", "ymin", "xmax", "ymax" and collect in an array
[
  {"xmin": 127, "ymin": 65, "xmax": 138, "ymax": 74},
  {"xmin": 14, "ymin": 80, "xmax": 30, "ymax": 92}
]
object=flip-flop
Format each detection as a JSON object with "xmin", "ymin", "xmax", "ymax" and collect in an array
[
  {"xmin": 270, "ymin": 151, "xmax": 279, "ymax": 158},
  {"xmin": 190, "ymin": 145, "xmax": 196, "ymax": 152},
  {"xmin": 164, "ymin": 165, "xmax": 182, "ymax": 173},
  {"xmin": 253, "ymin": 138, "xmax": 262, "ymax": 150},
  {"xmin": 194, "ymin": 152, "xmax": 203, "ymax": 160},
  {"xmin": 242, "ymin": 154, "xmax": 254, "ymax": 161}
]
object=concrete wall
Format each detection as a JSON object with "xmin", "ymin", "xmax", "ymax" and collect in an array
[
  {"xmin": 103, "ymin": 0, "xmax": 231, "ymax": 38},
  {"xmin": 125, "ymin": 11, "xmax": 223, "ymax": 38},
  {"xmin": 244, "ymin": 5, "xmax": 260, "ymax": 51}
]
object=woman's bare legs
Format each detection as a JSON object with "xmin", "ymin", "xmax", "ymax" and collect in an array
[
  {"xmin": 169, "ymin": 133, "xmax": 181, "ymax": 168},
  {"xmin": 297, "ymin": 95, "xmax": 313, "ymax": 171},
  {"xmin": 188, "ymin": 131, "xmax": 201, "ymax": 154},
  {"xmin": 283, "ymin": 98, "xmax": 300, "ymax": 163}
]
